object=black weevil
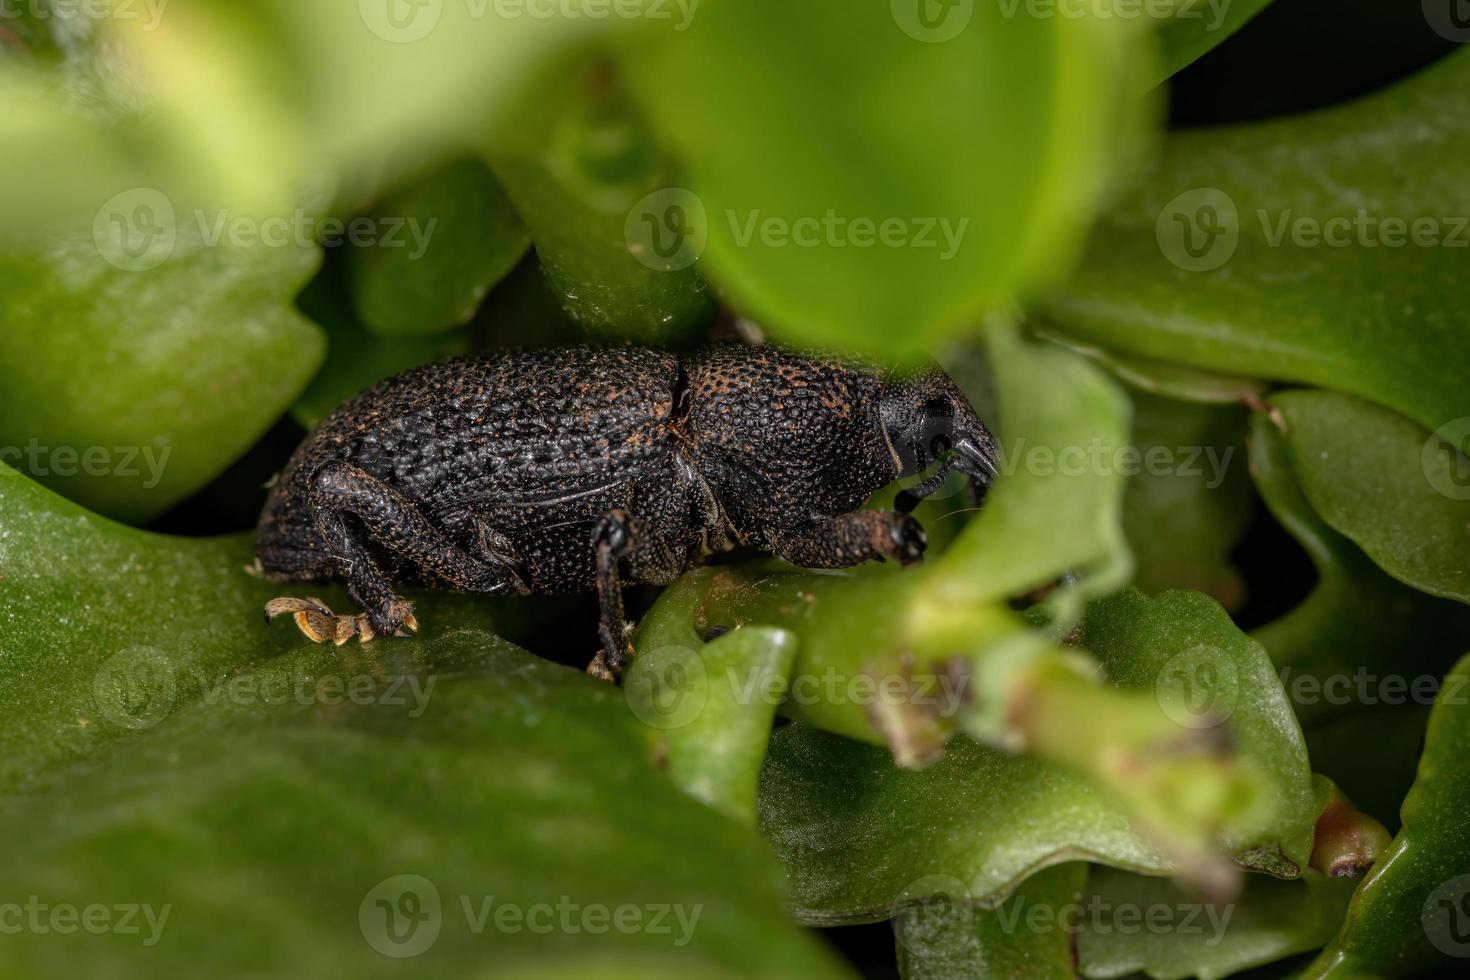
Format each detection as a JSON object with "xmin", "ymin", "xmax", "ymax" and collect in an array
[{"xmin": 255, "ymin": 344, "xmax": 1000, "ymax": 678}]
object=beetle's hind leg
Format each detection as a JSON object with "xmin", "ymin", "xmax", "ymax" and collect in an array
[
  {"xmin": 586, "ymin": 508, "xmax": 683, "ymax": 682},
  {"xmin": 265, "ymin": 462, "xmax": 528, "ymax": 645}
]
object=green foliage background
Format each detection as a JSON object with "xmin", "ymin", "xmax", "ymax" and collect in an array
[{"xmin": 0, "ymin": 1, "xmax": 1467, "ymax": 977}]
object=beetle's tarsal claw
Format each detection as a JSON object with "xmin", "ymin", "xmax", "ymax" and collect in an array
[
  {"xmin": 265, "ymin": 596, "xmax": 379, "ymax": 645},
  {"xmin": 586, "ymin": 650, "xmax": 620, "ymax": 684}
]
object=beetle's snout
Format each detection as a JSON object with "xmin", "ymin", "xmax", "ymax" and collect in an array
[{"xmin": 953, "ymin": 435, "xmax": 1000, "ymax": 487}]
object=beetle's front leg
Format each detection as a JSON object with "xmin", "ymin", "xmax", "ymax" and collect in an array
[
  {"xmin": 266, "ymin": 463, "xmax": 528, "ymax": 644},
  {"xmin": 587, "ymin": 508, "xmax": 683, "ymax": 682},
  {"xmin": 766, "ymin": 510, "xmax": 927, "ymax": 570}
]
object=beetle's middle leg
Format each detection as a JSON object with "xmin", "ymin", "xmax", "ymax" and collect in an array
[
  {"xmin": 766, "ymin": 510, "xmax": 928, "ymax": 569},
  {"xmin": 587, "ymin": 508, "xmax": 684, "ymax": 682},
  {"xmin": 266, "ymin": 462, "xmax": 528, "ymax": 645}
]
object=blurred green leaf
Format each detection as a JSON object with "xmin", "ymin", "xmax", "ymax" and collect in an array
[
  {"xmin": 488, "ymin": 63, "xmax": 713, "ymax": 342},
  {"xmin": 1120, "ymin": 391, "xmax": 1251, "ymax": 610},
  {"xmin": 346, "ymin": 157, "xmax": 530, "ymax": 336},
  {"xmin": 1303, "ymin": 653, "xmax": 1470, "ymax": 978},
  {"xmin": 0, "ymin": 216, "xmax": 324, "ymax": 522},
  {"xmin": 897, "ymin": 864, "xmax": 1086, "ymax": 980},
  {"xmin": 0, "ymin": 627, "xmax": 852, "ymax": 978},
  {"xmin": 1076, "ymin": 865, "xmax": 1353, "ymax": 980},
  {"xmin": 292, "ymin": 258, "xmax": 472, "ymax": 428},
  {"xmin": 1152, "ymin": 0, "xmax": 1274, "ymax": 82},
  {"xmin": 619, "ymin": 0, "xmax": 1155, "ymax": 353},
  {"xmin": 1268, "ymin": 390, "xmax": 1470, "ymax": 605},
  {"xmin": 1042, "ymin": 48, "xmax": 1470, "ymax": 433}
]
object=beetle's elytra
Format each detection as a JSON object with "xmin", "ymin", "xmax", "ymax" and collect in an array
[{"xmin": 255, "ymin": 343, "xmax": 1000, "ymax": 678}]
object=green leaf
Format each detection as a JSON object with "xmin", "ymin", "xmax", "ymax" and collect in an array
[
  {"xmin": 1302, "ymin": 708, "xmax": 1430, "ymax": 833},
  {"xmin": 618, "ymin": 0, "xmax": 1155, "ymax": 353},
  {"xmin": 1245, "ymin": 409, "xmax": 1470, "ymax": 727},
  {"xmin": 1268, "ymin": 389, "xmax": 1470, "ymax": 605},
  {"xmin": 1303, "ymin": 653, "xmax": 1470, "ymax": 978},
  {"xmin": 627, "ymin": 576, "xmax": 799, "ymax": 824},
  {"xmin": 1120, "ymin": 390, "xmax": 1252, "ymax": 610},
  {"xmin": 925, "ymin": 323, "xmax": 1134, "ymax": 628},
  {"xmin": 0, "ymin": 463, "xmax": 561, "ymax": 795},
  {"xmin": 0, "ymin": 627, "xmax": 853, "ymax": 978},
  {"xmin": 757, "ymin": 723, "xmax": 1170, "ymax": 923},
  {"xmin": 488, "ymin": 64, "xmax": 713, "ymax": 342},
  {"xmin": 1079, "ymin": 589, "xmax": 1317, "ymax": 867},
  {"xmin": 1152, "ymin": 0, "xmax": 1274, "ymax": 82},
  {"xmin": 0, "ymin": 218, "xmax": 323, "ymax": 523},
  {"xmin": 754, "ymin": 587, "xmax": 1317, "ymax": 923},
  {"xmin": 1042, "ymin": 48, "xmax": 1470, "ymax": 433},
  {"xmin": 346, "ymin": 158, "xmax": 530, "ymax": 336},
  {"xmin": 897, "ymin": 864, "xmax": 1086, "ymax": 980},
  {"xmin": 1076, "ymin": 865, "xmax": 1354, "ymax": 980}
]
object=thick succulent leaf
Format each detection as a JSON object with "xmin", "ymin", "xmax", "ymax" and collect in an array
[
  {"xmin": 1302, "ymin": 653, "xmax": 1470, "ymax": 978},
  {"xmin": 0, "ymin": 627, "xmax": 852, "ymax": 979},
  {"xmin": 617, "ymin": 0, "xmax": 1155, "ymax": 353},
  {"xmin": 1245, "ymin": 411, "xmax": 1470, "ymax": 728},
  {"xmin": 628, "ymin": 575, "xmax": 798, "ymax": 824},
  {"xmin": 1152, "ymin": 0, "xmax": 1274, "ymax": 81},
  {"xmin": 0, "ymin": 463, "xmax": 560, "ymax": 796},
  {"xmin": 1076, "ymin": 866, "xmax": 1353, "ymax": 980},
  {"xmin": 487, "ymin": 64, "xmax": 712, "ymax": 342},
  {"xmin": 1034, "ymin": 326, "xmax": 1268, "ymax": 406},
  {"xmin": 1120, "ymin": 391, "xmax": 1252, "ymax": 610},
  {"xmin": 757, "ymin": 723, "xmax": 1169, "ymax": 924},
  {"xmin": 0, "ymin": 221, "xmax": 323, "ymax": 522},
  {"xmin": 897, "ymin": 864, "xmax": 1086, "ymax": 980},
  {"xmin": 926, "ymin": 323, "xmax": 1134, "ymax": 628},
  {"xmin": 1268, "ymin": 389, "xmax": 1470, "ymax": 604},
  {"xmin": 754, "ymin": 586, "xmax": 1317, "ymax": 923},
  {"xmin": 292, "ymin": 261, "xmax": 473, "ymax": 428},
  {"xmin": 1042, "ymin": 48, "xmax": 1470, "ymax": 433},
  {"xmin": 346, "ymin": 158, "xmax": 530, "ymax": 336},
  {"xmin": 1079, "ymin": 589, "xmax": 1316, "ymax": 868}
]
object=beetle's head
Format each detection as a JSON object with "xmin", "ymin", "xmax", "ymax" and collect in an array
[{"xmin": 878, "ymin": 362, "xmax": 1000, "ymax": 505}]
